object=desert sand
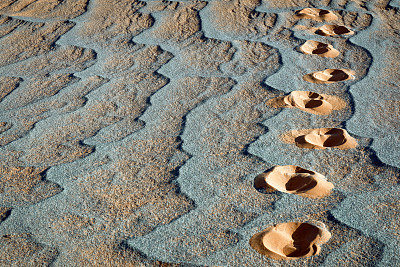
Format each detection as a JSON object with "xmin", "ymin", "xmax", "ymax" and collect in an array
[
  {"xmin": 255, "ymin": 165, "xmax": 334, "ymax": 198},
  {"xmin": 0, "ymin": 0, "xmax": 399, "ymax": 266},
  {"xmin": 249, "ymin": 221, "xmax": 331, "ymax": 260},
  {"xmin": 303, "ymin": 69, "xmax": 355, "ymax": 84},
  {"xmin": 281, "ymin": 128, "xmax": 358, "ymax": 150},
  {"xmin": 299, "ymin": 40, "xmax": 340, "ymax": 58},
  {"xmin": 294, "ymin": 8, "xmax": 338, "ymax": 21},
  {"xmin": 315, "ymin": 24, "xmax": 355, "ymax": 36},
  {"xmin": 267, "ymin": 90, "xmax": 346, "ymax": 115}
]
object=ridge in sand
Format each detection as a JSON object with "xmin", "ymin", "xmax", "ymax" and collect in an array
[
  {"xmin": 254, "ymin": 165, "xmax": 334, "ymax": 198},
  {"xmin": 281, "ymin": 128, "xmax": 358, "ymax": 150},
  {"xmin": 299, "ymin": 40, "xmax": 340, "ymax": 58},
  {"xmin": 250, "ymin": 221, "xmax": 331, "ymax": 260},
  {"xmin": 267, "ymin": 91, "xmax": 346, "ymax": 115},
  {"xmin": 303, "ymin": 69, "xmax": 355, "ymax": 84},
  {"xmin": 1, "ymin": 0, "xmax": 399, "ymax": 265},
  {"xmin": 294, "ymin": 8, "xmax": 338, "ymax": 21}
]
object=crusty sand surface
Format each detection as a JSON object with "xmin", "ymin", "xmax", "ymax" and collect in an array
[{"xmin": 0, "ymin": 0, "xmax": 399, "ymax": 266}]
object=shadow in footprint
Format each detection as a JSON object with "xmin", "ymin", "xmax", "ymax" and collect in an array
[{"xmin": 0, "ymin": 208, "xmax": 12, "ymax": 224}]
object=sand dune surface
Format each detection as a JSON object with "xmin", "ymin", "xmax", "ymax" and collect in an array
[{"xmin": 0, "ymin": 0, "xmax": 399, "ymax": 266}]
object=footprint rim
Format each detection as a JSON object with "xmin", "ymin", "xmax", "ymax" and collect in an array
[
  {"xmin": 254, "ymin": 165, "xmax": 334, "ymax": 199},
  {"xmin": 286, "ymin": 91, "xmax": 334, "ymax": 114},
  {"xmin": 303, "ymin": 69, "xmax": 355, "ymax": 84},
  {"xmin": 249, "ymin": 221, "xmax": 332, "ymax": 260},
  {"xmin": 294, "ymin": 8, "xmax": 338, "ymax": 22},
  {"xmin": 294, "ymin": 128, "xmax": 358, "ymax": 149},
  {"xmin": 299, "ymin": 40, "xmax": 340, "ymax": 58},
  {"xmin": 315, "ymin": 24, "xmax": 354, "ymax": 36}
]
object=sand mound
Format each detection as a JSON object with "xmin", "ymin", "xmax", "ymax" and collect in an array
[
  {"xmin": 294, "ymin": 8, "xmax": 338, "ymax": 21},
  {"xmin": 250, "ymin": 221, "xmax": 331, "ymax": 260},
  {"xmin": 282, "ymin": 128, "xmax": 357, "ymax": 149},
  {"xmin": 300, "ymin": 40, "xmax": 339, "ymax": 58},
  {"xmin": 267, "ymin": 91, "xmax": 346, "ymax": 115},
  {"xmin": 254, "ymin": 165, "xmax": 334, "ymax": 198},
  {"xmin": 303, "ymin": 69, "xmax": 355, "ymax": 84},
  {"xmin": 315, "ymin": 24, "xmax": 354, "ymax": 36}
]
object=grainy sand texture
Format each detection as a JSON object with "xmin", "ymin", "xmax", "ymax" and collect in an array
[{"xmin": 0, "ymin": 0, "xmax": 399, "ymax": 266}]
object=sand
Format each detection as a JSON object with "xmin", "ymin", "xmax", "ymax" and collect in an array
[
  {"xmin": 255, "ymin": 165, "xmax": 334, "ymax": 198},
  {"xmin": 250, "ymin": 221, "xmax": 331, "ymax": 260},
  {"xmin": 0, "ymin": 0, "xmax": 399, "ymax": 266},
  {"xmin": 303, "ymin": 69, "xmax": 355, "ymax": 84},
  {"xmin": 299, "ymin": 40, "xmax": 340, "ymax": 58},
  {"xmin": 267, "ymin": 90, "xmax": 346, "ymax": 115},
  {"xmin": 315, "ymin": 24, "xmax": 355, "ymax": 36},
  {"xmin": 294, "ymin": 8, "xmax": 338, "ymax": 21},
  {"xmin": 281, "ymin": 128, "xmax": 358, "ymax": 150}
]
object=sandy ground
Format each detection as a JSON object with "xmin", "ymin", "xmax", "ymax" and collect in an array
[{"xmin": 0, "ymin": 0, "xmax": 399, "ymax": 266}]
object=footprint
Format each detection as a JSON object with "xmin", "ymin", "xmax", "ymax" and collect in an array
[
  {"xmin": 267, "ymin": 91, "xmax": 346, "ymax": 115},
  {"xmin": 303, "ymin": 69, "xmax": 355, "ymax": 84},
  {"xmin": 254, "ymin": 165, "xmax": 334, "ymax": 198},
  {"xmin": 299, "ymin": 40, "xmax": 339, "ymax": 58},
  {"xmin": 282, "ymin": 128, "xmax": 357, "ymax": 149},
  {"xmin": 315, "ymin": 24, "xmax": 354, "ymax": 36},
  {"xmin": 294, "ymin": 8, "xmax": 338, "ymax": 21},
  {"xmin": 250, "ymin": 221, "xmax": 331, "ymax": 260}
]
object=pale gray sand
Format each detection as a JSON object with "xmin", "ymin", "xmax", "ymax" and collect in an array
[{"xmin": 0, "ymin": 0, "xmax": 399, "ymax": 266}]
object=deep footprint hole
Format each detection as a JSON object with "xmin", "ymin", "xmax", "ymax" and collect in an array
[
  {"xmin": 333, "ymin": 26, "xmax": 351, "ymax": 34},
  {"xmin": 305, "ymin": 99, "xmax": 324, "ymax": 108},
  {"xmin": 285, "ymin": 175, "xmax": 318, "ymax": 192},
  {"xmin": 319, "ymin": 10, "xmax": 330, "ymax": 15},
  {"xmin": 323, "ymin": 135, "xmax": 346, "ymax": 147},
  {"xmin": 313, "ymin": 44, "xmax": 329, "ymax": 54},
  {"xmin": 328, "ymin": 70, "xmax": 349, "ymax": 81}
]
